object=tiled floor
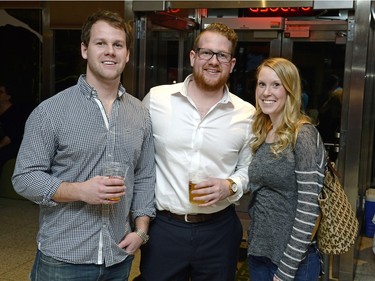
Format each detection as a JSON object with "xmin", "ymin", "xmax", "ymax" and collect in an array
[
  {"xmin": 354, "ymin": 236, "xmax": 375, "ymax": 281},
  {"xmin": 0, "ymin": 197, "xmax": 374, "ymax": 281},
  {"xmin": 0, "ymin": 198, "xmax": 140, "ymax": 281}
]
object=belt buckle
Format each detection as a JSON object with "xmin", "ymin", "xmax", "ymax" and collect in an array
[{"xmin": 184, "ymin": 214, "xmax": 192, "ymax": 223}]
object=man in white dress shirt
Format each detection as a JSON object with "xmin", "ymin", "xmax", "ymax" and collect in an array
[{"xmin": 139, "ymin": 23, "xmax": 255, "ymax": 281}]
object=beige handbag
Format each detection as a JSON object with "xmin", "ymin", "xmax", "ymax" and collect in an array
[{"xmin": 312, "ymin": 161, "xmax": 359, "ymax": 255}]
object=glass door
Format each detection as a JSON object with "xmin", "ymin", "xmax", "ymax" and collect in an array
[
  {"xmin": 136, "ymin": 11, "xmax": 196, "ymax": 98},
  {"xmin": 292, "ymin": 41, "xmax": 346, "ymax": 161},
  {"xmin": 229, "ymin": 33, "xmax": 281, "ymax": 105},
  {"xmin": 284, "ymin": 18, "xmax": 347, "ymax": 161}
]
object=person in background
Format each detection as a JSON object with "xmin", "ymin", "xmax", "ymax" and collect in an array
[
  {"xmin": 300, "ymin": 78, "xmax": 310, "ymax": 112},
  {"xmin": 317, "ymin": 74, "xmax": 343, "ymax": 161},
  {"xmin": 318, "ymin": 74, "xmax": 343, "ymax": 139},
  {"xmin": 12, "ymin": 10, "xmax": 155, "ymax": 281},
  {"xmin": 0, "ymin": 81, "xmax": 26, "ymax": 170},
  {"xmin": 139, "ymin": 22, "xmax": 255, "ymax": 281},
  {"xmin": 247, "ymin": 57, "xmax": 326, "ymax": 281}
]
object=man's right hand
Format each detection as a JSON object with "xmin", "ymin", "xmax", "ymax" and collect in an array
[{"xmin": 53, "ymin": 176, "xmax": 126, "ymax": 204}]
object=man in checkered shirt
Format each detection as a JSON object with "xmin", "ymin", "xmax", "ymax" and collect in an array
[{"xmin": 12, "ymin": 10, "xmax": 155, "ymax": 281}]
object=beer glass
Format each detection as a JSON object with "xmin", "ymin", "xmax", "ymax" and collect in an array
[
  {"xmin": 103, "ymin": 161, "xmax": 128, "ymax": 201},
  {"xmin": 188, "ymin": 171, "xmax": 209, "ymax": 205}
]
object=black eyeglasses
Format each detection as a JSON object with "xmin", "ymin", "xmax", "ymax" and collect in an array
[{"xmin": 195, "ymin": 48, "xmax": 232, "ymax": 63}]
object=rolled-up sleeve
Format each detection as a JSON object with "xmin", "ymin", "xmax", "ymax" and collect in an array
[
  {"xmin": 130, "ymin": 111, "xmax": 156, "ymax": 221},
  {"xmin": 12, "ymin": 105, "xmax": 62, "ymax": 206}
]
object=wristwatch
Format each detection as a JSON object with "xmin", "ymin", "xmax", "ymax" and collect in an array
[
  {"xmin": 135, "ymin": 229, "xmax": 149, "ymax": 245},
  {"xmin": 227, "ymin": 178, "xmax": 238, "ymax": 195}
]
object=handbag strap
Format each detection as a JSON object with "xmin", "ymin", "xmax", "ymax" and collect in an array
[
  {"xmin": 324, "ymin": 159, "xmax": 341, "ymax": 192},
  {"xmin": 327, "ymin": 160, "xmax": 340, "ymax": 178}
]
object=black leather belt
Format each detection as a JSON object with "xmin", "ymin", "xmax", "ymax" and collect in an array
[{"xmin": 157, "ymin": 206, "xmax": 232, "ymax": 223}]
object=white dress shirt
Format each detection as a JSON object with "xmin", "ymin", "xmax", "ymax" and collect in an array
[{"xmin": 143, "ymin": 74, "xmax": 255, "ymax": 214}]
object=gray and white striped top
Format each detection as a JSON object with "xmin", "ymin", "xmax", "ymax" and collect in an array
[{"xmin": 247, "ymin": 124, "xmax": 326, "ymax": 281}]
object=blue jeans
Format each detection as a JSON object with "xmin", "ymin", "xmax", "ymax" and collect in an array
[
  {"xmin": 30, "ymin": 250, "xmax": 134, "ymax": 281},
  {"xmin": 248, "ymin": 245, "xmax": 320, "ymax": 281}
]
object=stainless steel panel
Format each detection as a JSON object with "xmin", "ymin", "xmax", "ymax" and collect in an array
[
  {"xmin": 132, "ymin": 1, "xmax": 166, "ymax": 11},
  {"xmin": 123, "ymin": 0, "xmax": 137, "ymax": 96},
  {"xmin": 136, "ymin": 16, "xmax": 148, "ymax": 100},
  {"xmin": 168, "ymin": 1, "xmax": 313, "ymax": 9},
  {"xmin": 367, "ymin": 0, "xmax": 375, "ymax": 189},
  {"xmin": 314, "ymin": 0, "xmax": 354, "ymax": 10},
  {"xmin": 338, "ymin": 0, "xmax": 371, "ymax": 279},
  {"xmin": 285, "ymin": 19, "xmax": 347, "ymax": 31}
]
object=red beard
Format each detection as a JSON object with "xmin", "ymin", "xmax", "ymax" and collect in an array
[{"xmin": 192, "ymin": 68, "xmax": 229, "ymax": 92}]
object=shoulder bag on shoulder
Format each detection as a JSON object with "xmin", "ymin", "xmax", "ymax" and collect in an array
[{"xmin": 312, "ymin": 160, "xmax": 359, "ymax": 255}]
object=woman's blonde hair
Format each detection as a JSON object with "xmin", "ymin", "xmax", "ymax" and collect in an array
[{"xmin": 251, "ymin": 57, "xmax": 311, "ymax": 155}]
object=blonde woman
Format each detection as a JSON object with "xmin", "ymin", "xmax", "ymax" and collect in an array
[{"xmin": 247, "ymin": 57, "xmax": 326, "ymax": 281}]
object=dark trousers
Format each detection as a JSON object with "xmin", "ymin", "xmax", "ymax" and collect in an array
[{"xmin": 139, "ymin": 206, "xmax": 242, "ymax": 281}]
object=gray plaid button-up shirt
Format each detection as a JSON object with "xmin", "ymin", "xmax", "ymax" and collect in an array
[{"xmin": 12, "ymin": 75, "xmax": 155, "ymax": 267}]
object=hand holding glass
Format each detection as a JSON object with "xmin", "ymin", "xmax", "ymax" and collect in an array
[
  {"xmin": 103, "ymin": 162, "xmax": 128, "ymax": 201},
  {"xmin": 189, "ymin": 171, "xmax": 209, "ymax": 205}
]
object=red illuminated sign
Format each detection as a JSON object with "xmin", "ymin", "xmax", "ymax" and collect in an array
[
  {"xmin": 249, "ymin": 7, "xmax": 312, "ymax": 13},
  {"xmin": 166, "ymin": 7, "xmax": 317, "ymax": 18},
  {"xmin": 245, "ymin": 7, "xmax": 315, "ymax": 17}
]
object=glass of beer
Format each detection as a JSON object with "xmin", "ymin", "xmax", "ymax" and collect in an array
[
  {"xmin": 103, "ymin": 161, "xmax": 128, "ymax": 201},
  {"xmin": 189, "ymin": 171, "xmax": 208, "ymax": 205}
]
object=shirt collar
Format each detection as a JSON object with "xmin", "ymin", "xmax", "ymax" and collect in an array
[
  {"xmin": 78, "ymin": 74, "xmax": 126, "ymax": 99},
  {"xmin": 179, "ymin": 74, "xmax": 234, "ymax": 105}
]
